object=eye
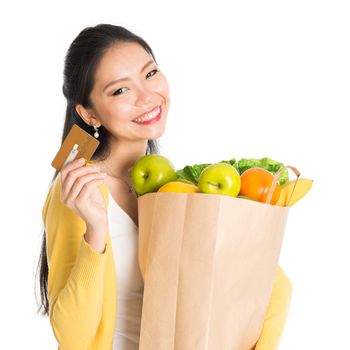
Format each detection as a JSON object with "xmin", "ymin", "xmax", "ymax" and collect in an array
[
  {"xmin": 112, "ymin": 87, "xmax": 128, "ymax": 96},
  {"xmin": 111, "ymin": 69, "xmax": 159, "ymax": 96},
  {"xmin": 146, "ymin": 69, "xmax": 159, "ymax": 79}
]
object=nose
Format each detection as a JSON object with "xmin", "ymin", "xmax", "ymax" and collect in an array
[{"xmin": 135, "ymin": 86, "xmax": 152, "ymax": 107}]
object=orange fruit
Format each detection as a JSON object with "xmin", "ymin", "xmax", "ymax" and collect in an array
[
  {"xmin": 239, "ymin": 167, "xmax": 280, "ymax": 205},
  {"xmin": 157, "ymin": 181, "xmax": 200, "ymax": 193}
]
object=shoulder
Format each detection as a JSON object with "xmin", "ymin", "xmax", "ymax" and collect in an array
[{"xmin": 274, "ymin": 265, "xmax": 293, "ymax": 297}]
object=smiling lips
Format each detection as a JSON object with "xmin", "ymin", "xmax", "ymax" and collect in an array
[{"xmin": 133, "ymin": 105, "xmax": 161, "ymax": 123}]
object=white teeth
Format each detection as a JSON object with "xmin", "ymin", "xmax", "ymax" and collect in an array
[{"xmin": 133, "ymin": 107, "xmax": 160, "ymax": 123}]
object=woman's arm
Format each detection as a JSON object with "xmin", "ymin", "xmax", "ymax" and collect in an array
[
  {"xmin": 253, "ymin": 265, "xmax": 293, "ymax": 350},
  {"xmin": 42, "ymin": 175, "xmax": 109, "ymax": 350}
]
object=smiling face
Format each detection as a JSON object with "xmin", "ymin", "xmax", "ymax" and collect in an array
[{"xmin": 78, "ymin": 41, "xmax": 170, "ymax": 142}]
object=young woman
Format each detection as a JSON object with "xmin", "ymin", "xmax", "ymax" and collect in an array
[{"xmin": 36, "ymin": 24, "xmax": 292, "ymax": 350}]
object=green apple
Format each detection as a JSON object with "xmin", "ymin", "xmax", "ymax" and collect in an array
[
  {"xmin": 131, "ymin": 154, "xmax": 177, "ymax": 196},
  {"xmin": 198, "ymin": 162, "xmax": 241, "ymax": 197}
]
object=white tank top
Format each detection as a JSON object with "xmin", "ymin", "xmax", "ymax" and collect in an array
[{"xmin": 107, "ymin": 191, "xmax": 144, "ymax": 350}]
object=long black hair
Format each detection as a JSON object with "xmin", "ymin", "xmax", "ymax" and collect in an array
[{"xmin": 35, "ymin": 24, "xmax": 160, "ymax": 316}]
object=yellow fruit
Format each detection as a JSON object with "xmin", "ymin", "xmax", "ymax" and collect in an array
[
  {"xmin": 276, "ymin": 178, "xmax": 313, "ymax": 206},
  {"xmin": 157, "ymin": 181, "xmax": 200, "ymax": 193},
  {"xmin": 174, "ymin": 178, "xmax": 196, "ymax": 185}
]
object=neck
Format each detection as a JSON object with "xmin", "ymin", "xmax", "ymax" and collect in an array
[{"xmin": 97, "ymin": 139, "xmax": 149, "ymax": 180}]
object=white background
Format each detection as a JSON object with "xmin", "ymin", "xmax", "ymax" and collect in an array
[{"xmin": 1, "ymin": 0, "xmax": 349, "ymax": 348}]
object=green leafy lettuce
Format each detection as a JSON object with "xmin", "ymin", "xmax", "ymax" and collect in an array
[{"xmin": 175, "ymin": 157, "xmax": 288, "ymax": 185}]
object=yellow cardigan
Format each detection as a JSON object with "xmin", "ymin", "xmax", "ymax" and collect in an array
[{"xmin": 42, "ymin": 161, "xmax": 292, "ymax": 350}]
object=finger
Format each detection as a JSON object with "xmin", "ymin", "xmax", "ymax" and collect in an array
[
  {"xmin": 60, "ymin": 157, "xmax": 86, "ymax": 190},
  {"xmin": 76, "ymin": 178, "xmax": 106, "ymax": 204},
  {"xmin": 62, "ymin": 166, "xmax": 101, "ymax": 202},
  {"xmin": 68, "ymin": 172, "xmax": 106, "ymax": 203}
]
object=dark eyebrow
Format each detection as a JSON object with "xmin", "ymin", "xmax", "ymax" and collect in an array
[{"xmin": 103, "ymin": 59, "xmax": 155, "ymax": 93}]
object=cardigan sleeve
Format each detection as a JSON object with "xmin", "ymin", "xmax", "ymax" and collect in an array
[
  {"xmin": 42, "ymin": 174, "xmax": 109, "ymax": 350},
  {"xmin": 253, "ymin": 265, "xmax": 293, "ymax": 350}
]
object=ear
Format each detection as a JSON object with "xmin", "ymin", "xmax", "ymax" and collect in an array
[{"xmin": 75, "ymin": 104, "xmax": 101, "ymax": 127}]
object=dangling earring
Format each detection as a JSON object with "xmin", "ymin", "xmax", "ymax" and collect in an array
[{"xmin": 93, "ymin": 125, "xmax": 99, "ymax": 138}]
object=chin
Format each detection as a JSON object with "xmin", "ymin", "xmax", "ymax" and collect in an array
[
  {"xmin": 147, "ymin": 114, "xmax": 167, "ymax": 139},
  {"xmin": 147, "ymin": 127, "xmax": 166, "ymax": 140}
]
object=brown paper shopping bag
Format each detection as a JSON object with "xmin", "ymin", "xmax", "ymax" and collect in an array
[{"xmin": 137, "ymin": 166, "xmax": 297, "ymax": 350}]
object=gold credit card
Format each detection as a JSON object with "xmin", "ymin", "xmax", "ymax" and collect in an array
[{"xmin": 51, "ymin": 124, "xmax": 100, "ymax": 171}]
